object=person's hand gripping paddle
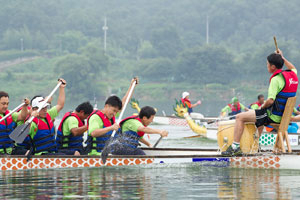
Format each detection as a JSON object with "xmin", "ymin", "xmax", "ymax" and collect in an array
[
  {"xmin": 9, "ymin": 80, "xmax": 64, "ymax": 143},
  {"xmin": 101, "ymin": 79, "xmax": 137, "ymax": 164}
]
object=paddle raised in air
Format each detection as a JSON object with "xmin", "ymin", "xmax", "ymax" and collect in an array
[
  {"xmin": 9, "ymin": 80, "xmax": 64, "ymax": 144},
  {"xmin": 0, "ymin": 102, "xmax": 26, "ymax": 124},
  {"xmin": 101, "ymin": 79, "xmax": 137, "ymax": 164}
]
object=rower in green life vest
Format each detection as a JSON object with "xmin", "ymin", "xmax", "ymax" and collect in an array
[
  {"xmin": 56, "ymin": 101, "xmax": 94, "ymax": 154},
  {"xmin": 220, "ymin": 97, "xmax": 249, "ymax": 117},
  {"xmin": 249, "ymin": 94, "xmax": 265, "ymax": 110},
  {"xmin": 86, "ymin": 78, "xmax": 138, "ymax": 155},
  {"xmin": 111, "ymin": 106, "xmax": 168, "ymax": 155},
  {"xmin": 0, "ymin": 91, "xmax": 29, "ymax": 154}
]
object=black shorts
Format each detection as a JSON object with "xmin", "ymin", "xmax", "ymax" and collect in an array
[{"xmin": 255, "ymin": 109, "xmax": 276, "ymax": 127}]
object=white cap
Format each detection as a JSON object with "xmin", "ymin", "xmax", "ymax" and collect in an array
[
  {"xmin": 182, "ymin": 91, "xmax": 190, "ymax": 99},
  {"xmin": 31, "ymin": 96, "xmax": 49, "ymax": 109}
]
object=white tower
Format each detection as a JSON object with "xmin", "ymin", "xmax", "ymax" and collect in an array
[
  {"xmin": 102, "ymin": 17, "xmax": 108, "ymax": 53},
  {"xmin": 206, "ymin": 15, "xmax": 209, "ymax": 44}
]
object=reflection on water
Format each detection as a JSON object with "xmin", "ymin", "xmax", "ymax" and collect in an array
[{"xmin": 1, "ymin": 164, "xmax": 300, "ymax": 199}]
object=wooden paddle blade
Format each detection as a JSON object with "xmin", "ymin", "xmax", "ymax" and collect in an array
[{"xmin": 9, "ymin": 123, "xmax": 30, "ymax": 143}]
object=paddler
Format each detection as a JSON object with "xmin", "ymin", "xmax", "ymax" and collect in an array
[
  {"xmin": 222, "ymin": 49, "xmax": 298, "ymax": 156},
  {"xmin": 12, "ymin": 96, "xmax": 53, "ymax": 155},
  {"xmin": 86, "ymin": 78, "xmax": 138, "ymax": 155},
  {"xmin": 0, "ymin": 91, "xmax": 29, "ymax": 154},
  {"xmin": 56, "ymin": 101, "xmax": 94, "ymax": 154},
  {"xmin": 249, "ymin": 94, "xmax": 264, "ymax": 110},
  {"xmin": 220, "ymin": 97, "xmax": 249, "ymax": 117},
  {"xmin": 181, "ymin": 91, "xmax": 201, "ymax": 114},
  {"xmin": 27, "ymin": 78, "xmax": 70, "ymax": 155},
  {"xmin": 111, "ymin": 106, "xmax": 169, "ymax": 155}
]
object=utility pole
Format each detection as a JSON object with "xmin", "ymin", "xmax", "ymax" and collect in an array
[
  {"xmin": 20, "ymin": 38, "xmax": 24, "ymax": 51},
  {"xmin": 206, "ymin": 15, "xmax": 209, "ymax": 45},
  {"xmin": 102, "ymin": 16, "xmax": 108, "ymax": 53}
]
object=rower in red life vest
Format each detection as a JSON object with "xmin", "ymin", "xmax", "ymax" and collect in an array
[
  {"xmin": 27, "ymin": 79, "xmax": 70, "ymax": 155},
  {"xmin": 181, "ymin": 92, "xmax": 201, "ymax": 115},
  {"xmin": 249, "ymin": 94, "xmax": 265, "ymax": 110},
  {"xmin": 222, "ymin": 49, "xmax": 298, "ymax": 156},
  {"xmin": 0, "ymin": 91, "xmax": 29, "ymax": 154},
  {"xmin": 220, "ymin": 97, "xmax": 249, "ymax": 118},
  {"xmin": 56, "ymin": 102, "xmax": 94, "ymax": 154},
  {"xmin": 86, "ymin": 78, "xmax": 138, "ymax": 156},
  {"xmin": 110, "ymin": 106, "xmax": 168, "ymax": 155},
  {"xmin": 12, "ymin": 96, "xmax": 54, "ymax": 155}
]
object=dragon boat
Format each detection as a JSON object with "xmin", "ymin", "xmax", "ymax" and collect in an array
[
  {"xmin": 130, "ymin": 98, "xmax": 217, "ymax": 127},
  {"xmin": 0, "ymin": 148, "xmax": 299, "ymax": 171}
]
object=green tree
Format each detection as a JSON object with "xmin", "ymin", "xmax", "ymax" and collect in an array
[
  {"xmin": 149, "ymin": 26, "xmax": 182, "ymax": 58},
  {"xmin": 175, "ymin": 45, "xmax": 236, "ymax": 84},
  {"xmin": 137, "ymin": 57, "xmax": 174, "ymax": 82},
  {"xmin": 54, "ymin": 43, "xmax": 109, "ymax": 100}
]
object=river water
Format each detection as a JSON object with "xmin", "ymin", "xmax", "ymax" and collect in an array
[{"xmin": 1, "ymin": 125, "xmax": 300, "ymax": 199}]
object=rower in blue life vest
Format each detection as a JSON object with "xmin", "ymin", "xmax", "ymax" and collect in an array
[
  {"xmin": 222, "ymin": 49, "xmax": 298, "ymax": 156},
  {"xmin": 27, "ymin": 78, "xmax": 72, "ymax": 155},
  {"xmin": 56, "ymin": 101, "xmax": 94, "ymax": 154},
  {"xmin": 181, "ymin": 92, "xmax": 204, "ymax": 118},
  {"xmin": 111, "ymin": 106, "xmax": 168, "ymax": 155},
  {"xmin": 181, "ymin": 92, "xmax": 201, "ymax": 114},
  {"xmin": 86, "ymin": 78, "xmax": 138, "ymax": 156},
  {"xmin": 0, "ymin": 91, "xmax": 29, "ymax": 154},
  {"xmin": 220, "ymin": 97, "xmax": 249, "ymax": 118}
]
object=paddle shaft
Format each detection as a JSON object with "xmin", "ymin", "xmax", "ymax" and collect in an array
[
  {"xmin": 0, "ymin": 102, "xmax": 25, "ymax": 123},
  {"xmin": 26, "ymin": 82, "xmax": 62, "ymax": 124},
  {"xmin": 153, "ymin": 136, "xmax": 163, "ymax": 148},
  {"xmin": 111, "ymin": 80, "xmax": 137, "ymax": 137},
  {"xmin": 207, "ymin": 114, "xmax": 238, "ymax": 124},
  {"xmin": 273, "ymin": 36, "xmax": 279, "ymax": 53}
]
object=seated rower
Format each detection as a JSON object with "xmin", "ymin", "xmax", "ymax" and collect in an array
[
  {"xmin": 12, "ymin": 96, "xmax": 54, "ymax": 155},
  {"xmin": 86, "ymin": 78, "xmax": 138, "ymax": 155},
  {"xmin": 220, "ymin": 97, "xmax": 249, "ymax": 119},
  {"xmin": 0, "ymin": 91, "xmax": 29, "ymax": 154},
  {"xmin": 111, "ymin": 106, "xmax": 168, "ymax": 155},
  {"xmin": 56, "ymin": 101, "xmax": 93, "ymax": 154},
  {"xmin": 27, "ymin": 79, "xmax": 70, "ymax": 155},
  {"xmin": 222, "ymin": 49, "xmax": 298, "ymax": 156},
  {"xmin": 181, "ymin": 91, "xmax": 201, "ymax": 114},
  {"xmin": 249, "ymin": 94, "xmax": 264, "ymax": 110}
]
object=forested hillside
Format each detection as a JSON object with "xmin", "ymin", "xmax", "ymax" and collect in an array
[{"xmin": 0, "ymin": 0, "xmax": 300, "ymax": 115}]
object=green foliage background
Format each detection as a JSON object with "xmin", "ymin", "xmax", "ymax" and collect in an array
[{"xmin": 0, "ymin": 0, "xmax": 300, "ymax": 116}]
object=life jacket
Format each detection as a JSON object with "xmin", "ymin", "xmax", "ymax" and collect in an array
[
  {"xmin": 228, "ymin": 102, "xmax": 241, "ymax": 116},
  {"xmin": 0, "ymin": 110, "xmax": 16, "ymax": 152},
  {"xmin": 86, "ymin": 110, "xmax": 115, "ymax": 153},
  {"xmin": 268, "ymin": 69, "xmax": 298, "ymax": 117},
  {"xmin": 56, "ymin": 111, "xmax": 84, "ymax": 151},
  {"xmin": 31, "ymin": 113, "xmax": 57, "ymax": 154},
  {"xmin": 114, "ymin": 116, "xmax": 145, "ymax": 149},
  {"xmin": 249, "ymin": 101, "xmax": 262, "ymax": 109},
  {"xmin": 181, "ymin": 98, "xmax": 193, "ymax": 114}
]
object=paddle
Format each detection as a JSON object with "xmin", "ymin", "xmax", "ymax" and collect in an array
[
  {"xmin": 101, "ymin": 80, "xmax": 137, "ymax": 164},
  {"xmin": 207, "ymin": 114, "xmax": 238, "ymax": 124},
  {"xmin": 273, "ymin": 36, "xmax": 279, "ymax": 53},
  {"xmin": 9, "ymin": 81, "xmax": 63, "ymax": 143},
  {"xmin": 153, "ymin": 136, "xmax": 163, "ymax": 148},
  {"xmin": 0, "ymin": 102, "xmax": 25, "ymax": 123}
]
